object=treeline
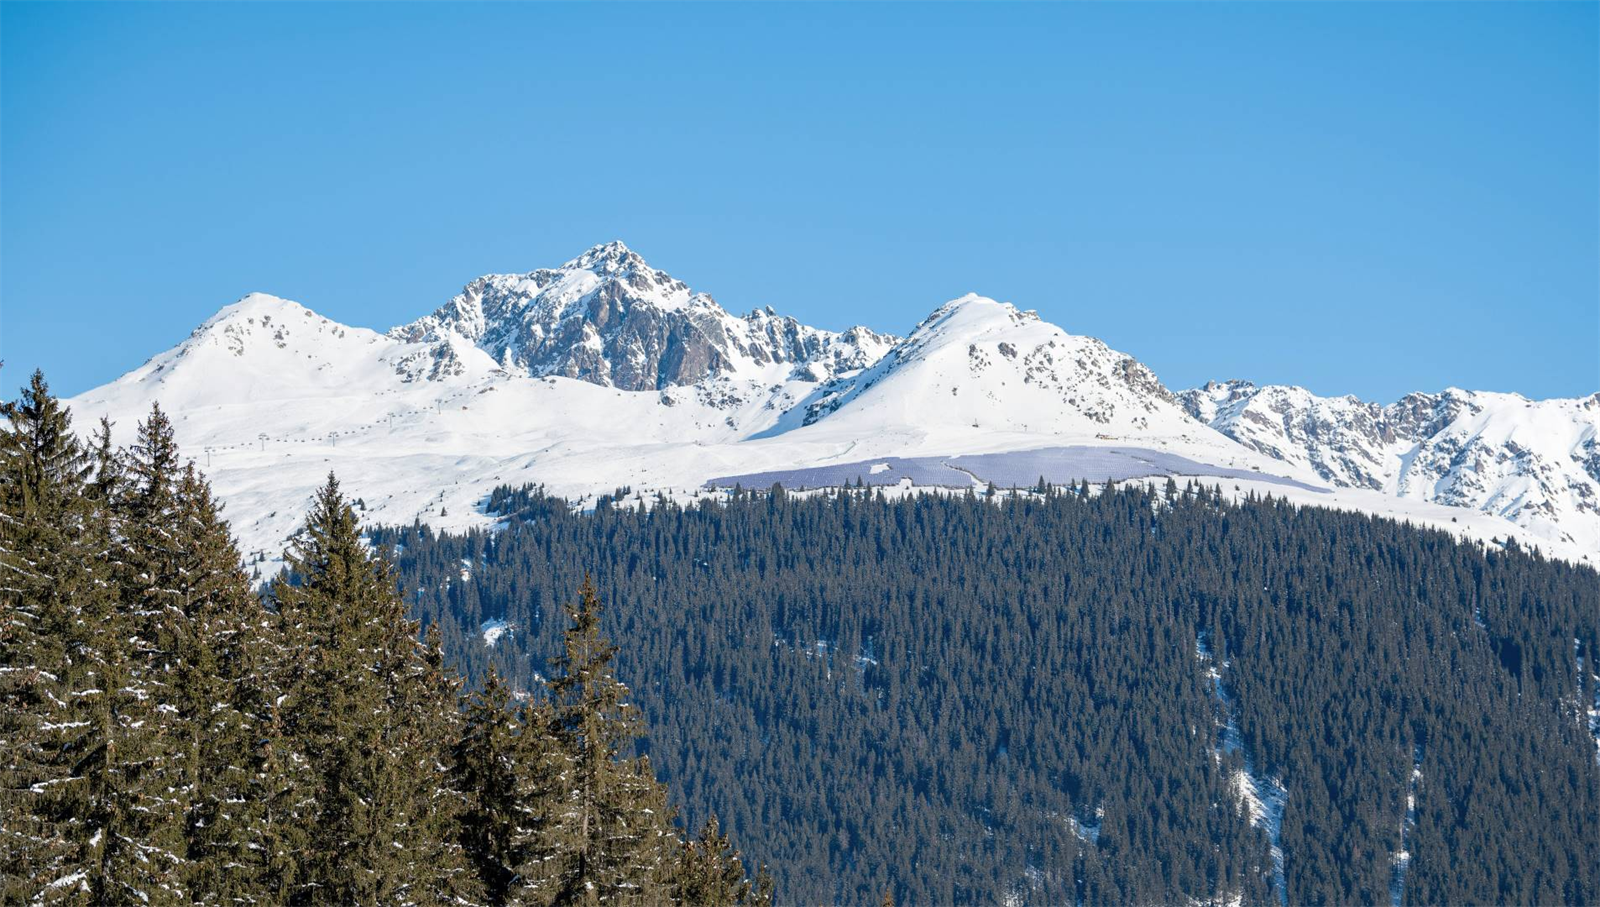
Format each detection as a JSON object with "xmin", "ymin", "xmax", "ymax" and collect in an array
[
  {"xmin": 0, "ymin": 372, "xmax": 769, "ymax": 907},
  {"xmin": 381, "ymin": 479, "xmax": 1600, "ymax": 906}
]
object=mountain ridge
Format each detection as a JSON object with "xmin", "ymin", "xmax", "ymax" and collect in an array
[
  {"xmin": 1178, "ymin": 379, "xmax": 1600, "ymax": 550},
  {"xmin": 66, "ymin": 242, "xmax": 1598, "ymax": 566},
  {"xmin": 388, "ymin": 240, "xmax": 897, "ymax": 391}
]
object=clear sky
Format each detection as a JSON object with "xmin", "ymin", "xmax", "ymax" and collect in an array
[{"xmin": 3, "ymin": 2, "xmax": 1595, "ymax": 401}]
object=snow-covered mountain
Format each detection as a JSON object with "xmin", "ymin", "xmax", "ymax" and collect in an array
[
  {"xmin": 756, "ymin": 294, "xmax": 1192, "ymax": 440},
  {"xmin": 1179, "ymin": 380, "xmax": 1600, "ymax": 552},
  {"xmin": 389, "ymin": 241, "xmax": 895, "ymax": 391},
  {"xmin": 65, "ymin": 242, "xmax": 1595, "ymax": 568}
]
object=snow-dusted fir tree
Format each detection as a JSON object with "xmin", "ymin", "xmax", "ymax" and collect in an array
[
  {"xmin": 168, "ymin": 462, "xmax": 294, "ymax": 905},
  {"xmin": 270, "ymin": 474, "xmax": 479, "ymax": 906},
  {"xmin": 455, "ymin": 595, "xmax": 772, "ymax": 907},
  {"xmin": 454, "ymin": 668, "xmax": 538, "ymax": 905},
  {"xmin": 674, "ymin": 815, "xmax": 774, "ymax": 907},
  {"xmin": 2, "ymin": 383, "xmax": 208, "ymax": 904},
  {"xmin": 521, "ymin": 577, "xmax": 680, "ymax": 906},
  {"xmin": 101, "ymin": 404, "xmax": 206, "ymax": 903},
  {"xmin": 409, "ymin": 622, "xmax": 485, "ymax": 904},
  {"xmin": 0, "ymin": 371, "xmax": 109, "ymax": 902}
]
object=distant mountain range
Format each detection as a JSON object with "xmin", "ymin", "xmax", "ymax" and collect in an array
[
  {"xmin": 1180, "ymin": 380, "xmax": 1600, "ymax": 552},
  {"xmin": 68, "ymin": 242, "xmax": 1599, "ymax": 565}
]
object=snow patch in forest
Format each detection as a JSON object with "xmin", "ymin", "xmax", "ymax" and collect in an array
[
  {"xmin": 1590, "ymin": 695, "xmax": 1600, "ymax": 767},
  {"xmin": 1587, "ymin": 663, "xmax": 1600, "ymax": 768},
  {"xmin": 480, "ymin": 618, "xmax": 512, "ymax": 647},
  {"xmin": 1390, "ymin": 744, "xmax": 1423, "ymax": 907},
  {"xmin": 1197, "ymin": 630, "xmax": 1288, "ymax": 907},
  {"xmin": 46, "ymin": 870, "xmax": 88, "ymax": 892},
  {"xmin": 1068, "ymin": 805, "xmax": 1103, "ymax": 844}
]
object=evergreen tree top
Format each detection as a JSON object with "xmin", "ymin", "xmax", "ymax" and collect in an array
[
  {"xmin": 0, "ymin": 369, "xmax": 92, "ymax": 519},
  {"xmin": 550, "ymin": 575, "xmax": 639, "ymax": 749}
]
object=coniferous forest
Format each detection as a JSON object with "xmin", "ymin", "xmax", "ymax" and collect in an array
[
  {"xmin": 6, "ymin": 372, "xmax": 1600, "ymax": 906},
  {"xmin": 0, "ymin": 373, "xmax": 769, "ymax": 907},
  {"xmin": 380, "ymin": 484, "xmax": 1600, "ymax": 907}
]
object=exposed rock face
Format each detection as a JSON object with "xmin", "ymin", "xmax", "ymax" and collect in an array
[
  {"xmin": 1180, "ymin": 380, "xmax": 1600, "ymax": 548},
  {"xmin": 1179, "ymin": 381, "xmax": 1394, "ymax": 488},
  {"xmin": 390, "ymin": 241, "xmax": 896, "ymax": 391}
]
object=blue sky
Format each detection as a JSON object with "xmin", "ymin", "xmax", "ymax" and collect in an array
[{"xmin": 3, "ymin": 2, "xmax": 1595, "ymax": 401}]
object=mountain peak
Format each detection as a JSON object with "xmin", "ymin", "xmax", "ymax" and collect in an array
[
  {"xmin": 561, "ymin": 240, "xmax": 648, "ymax": 276},
  {"xmin": 390, "ymin": 243, "xmax": 896, "ymax": 392},
  {"xmin": 910, "ymin": 294, "xmax": 1040, "ymax": 337},
  {"xmin": 199, "ymin": 292, "xmax": 314, "ymax": 330},
  {"xmin": 1198, "ymin": 378, "xmax": 1256, "ymax": 394}
]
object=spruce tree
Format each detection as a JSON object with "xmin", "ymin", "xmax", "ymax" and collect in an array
[
  {"xmin": 86, "ymin": 416, "xmax": 123, "ymax": 512},
  {"xmin": 506, "ymin": 696, "xmax": 573, "ymax": 907},
  {"xmin": 674, "ymin": 815, "xmax": 773, "ymax": 907},
  {"xmin": 271, "ymin": 473, "xmax": 477, "ymax": 906},
  {"xmin": 2, "ymin": 383, "xmax": 192, "ymax": 904},
  {"xmin": 0, "ymin": 370, "xmax": 105, "ymax": 902},
  {"xmin": 455, "ymin": 668, "xmax": 531, "ymax": 906},
  {"xmin": 100, "ymin": 404, "xmax": 195, "ymax": 904},
  {"xmin": 529, "ymin": 576, "xmax": 680, "ymax": 906},
  {"xmin": 401, "ymin": 623, "xmax": 482, "ymax": 905},
  {"xmin": 169, "ymin": 462, "xmax": 288, "ymax": 905}
]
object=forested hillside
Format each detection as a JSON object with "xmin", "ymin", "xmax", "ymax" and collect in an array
[
  {"xmin": 0, "ymin": 372, "xmax": 768, "ymax": 907},
  {"xmin": 381, "ymin": 481, "xmax": 1600, "ymax": 906}
]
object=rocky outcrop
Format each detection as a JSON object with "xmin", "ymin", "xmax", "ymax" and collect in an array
[
  {"xmin": 1180, "ymin": 380, "xmax": 1600, "ymax": 548},
  {"xmin": 391, "ymin": 241, "xmax": 897, "ymax": 391}
]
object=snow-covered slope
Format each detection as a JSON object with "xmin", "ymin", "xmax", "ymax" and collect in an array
[
  {"xmin": 758, "ymin": 294, "xmax": 1193, "ymax": 441},
  {"xmin": 65, "ymin": 242, "xmax": 1593, "ymax": 569},
  {"xmin": 1179, "ymin": 380, "xmax": 1600, "ymax": 552}
]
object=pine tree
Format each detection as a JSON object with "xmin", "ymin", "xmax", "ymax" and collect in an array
[
  {"xmin": 87, "ymin": 417, "xmax": 123, "ymax": 507},
  {"xmin": 401, "ymin": 623, "xmax": 482, "ymax": 905},
  {"xmin": 169, "ymin": 462, "xmax": 288, "ymax": 905},
  {"xmin": 0, "ymin": 370, "xmax": 105, "ymax": 902},
  {"xmin": 455, "ymin": 668, "xmax": 531, "ymax": 906},
  {"xmin": 271, "ymin": 473, "xmax": 477, "ymax": 906},
  {"xmin": 674, "ymin": 815, "xmax": 773, "ymax": 907},
  {"xmin": 2, "ymin": 383, "xmax": 194, "ymax": 904},
  {"xmin": 98, "ymin": 404, "xmax": 195, "ymax": 904},
  {"xmin": 527, "ymin": 576, "xmax": 681, "ymax": 906}
]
